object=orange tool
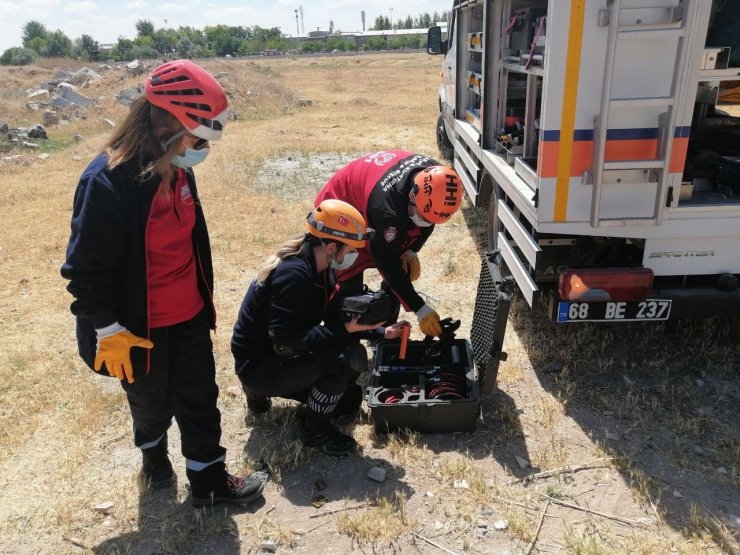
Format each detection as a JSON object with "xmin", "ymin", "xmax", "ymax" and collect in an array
[{"xmin": 399, "ymin": 324, "xmax": 411, "ymax": 360}]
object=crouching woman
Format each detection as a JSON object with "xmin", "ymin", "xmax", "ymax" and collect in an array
[{"xmin": 231, "ymin": 200, "xmax": 407, "ymax": 456}]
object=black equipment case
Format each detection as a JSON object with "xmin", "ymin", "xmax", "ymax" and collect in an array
[{"xmin": 366, "ymin": 255, "xmax": 511, "ymax": 433}]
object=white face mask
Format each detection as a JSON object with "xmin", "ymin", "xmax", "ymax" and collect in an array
[
  {"xmin": 331, "ymin": 251, "xmax": 359, "ymax": 271},
  {"xmin": 408, "ymin": 205, "xmax": 433, "ymax": 228},
  {"xmin": 172, "ymin": 147, "xmax": 210, "ymax": 168}
]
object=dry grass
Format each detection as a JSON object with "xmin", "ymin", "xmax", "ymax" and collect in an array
[{"xmin": 0, "ymin": 53, "xmax": 737, "ymax": 554}]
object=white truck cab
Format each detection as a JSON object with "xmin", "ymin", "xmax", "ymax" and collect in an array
[{"xmin": 429, "ymin": 0, "xmax": 740, "ymax": 323}]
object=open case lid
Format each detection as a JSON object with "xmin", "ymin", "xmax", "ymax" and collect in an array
[{"xmin": 471, "ymin": 252, "xmax": 511, "ymax": 396}]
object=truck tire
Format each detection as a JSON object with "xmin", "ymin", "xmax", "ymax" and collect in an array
[{"xmin": 436, "ymin": 113, "xmax": 454, "ymax": 161}]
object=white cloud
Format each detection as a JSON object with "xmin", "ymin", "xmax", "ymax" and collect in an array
[
  {"xmin": 64, "ymin": 1, "xmax": 97, "ymax": 14},
  {"xmin": 124, "ymin": 0, "xmax": 148, "ymax": 8},
  {"xmin": 0, "ymin": 2, "xmax": 21, "ymax": 15}
]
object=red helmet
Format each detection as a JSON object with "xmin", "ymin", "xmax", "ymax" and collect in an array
[
  {"xmin": 145, "ymin": 60, "xmax": 228, "ymax": 141},
  {"xmin": 411, "ymin": 165, "xmax": 463, "ymax": 224}
]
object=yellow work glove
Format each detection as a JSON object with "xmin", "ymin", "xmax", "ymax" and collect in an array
[
  {"xmin": 401, "ymin": 251, "xmax": 421, "ymax": 282},
  {"xmin": 94, "ymin": 324, "xmax": 154, "ymax": 384},
  {"xmin": 415, "ymin": 304, "xmax": 442, "ymax": 337}
]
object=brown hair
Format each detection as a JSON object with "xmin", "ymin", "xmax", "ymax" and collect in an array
[{"xmin": 104, "ymin": 96, "xmax": 184, "ymax": 188}]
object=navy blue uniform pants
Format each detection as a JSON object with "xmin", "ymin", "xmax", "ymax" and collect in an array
[{"xmin": 121, "ymin": 308, "xmax": 226, "ymax": 468}]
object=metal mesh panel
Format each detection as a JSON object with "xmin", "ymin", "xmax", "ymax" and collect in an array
[{"xmin": 471, "ymin": 256, "xmax": 509, "ymax": 394}]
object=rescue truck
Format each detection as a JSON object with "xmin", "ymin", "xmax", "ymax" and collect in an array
[{"xmin": 428, "ymin": 0, "xmax": 740, "ymax": 325}]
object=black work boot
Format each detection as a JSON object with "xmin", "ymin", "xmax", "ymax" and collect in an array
[
  {"xmin": 141, "ymin": 436, "xmax": 175, "ymax": 489},
  {"xmin": 188, "ymin": 462, "xmax": 266, "ymax": 508},
  {"xmin": 300, "ymin": 411, "xmax": 357, "ymax": 457},
  {"xmin": 333, "ymin": 383, "xmax": 364, "ymax": 417},
  {"xmin": 241, "ymin": 383, "xmax": 271, "ymax": 414}
]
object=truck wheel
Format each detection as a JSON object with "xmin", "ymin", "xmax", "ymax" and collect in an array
[{"xmin": 436, "ymin": 113, "xmax": 454, "ymax": 161}]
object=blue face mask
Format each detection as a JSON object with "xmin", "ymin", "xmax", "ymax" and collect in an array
[{"xmin": 172, "ymin": 147, "xmax": 210, "ymax": 168}]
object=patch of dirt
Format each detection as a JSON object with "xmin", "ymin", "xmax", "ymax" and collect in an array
[{"xmin": 255, "ymin": 153, "xmax": 359, "ymax": 200}]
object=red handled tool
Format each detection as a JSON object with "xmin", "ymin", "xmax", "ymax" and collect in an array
[{"xmin": 399, "ymin": 323, "xmax": 411, "ymax": 360}]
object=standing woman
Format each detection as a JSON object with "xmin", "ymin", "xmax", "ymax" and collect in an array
[{"xmin": 61, "ymin": 60, "xmax": 265, "ymax": 507}]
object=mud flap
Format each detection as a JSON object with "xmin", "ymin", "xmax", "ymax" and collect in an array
[{"xmin": 471, "ymin": 252, "xmax": 511, "ymax": 396}]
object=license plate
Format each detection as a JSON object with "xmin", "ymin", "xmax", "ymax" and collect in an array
[{"xmin": 556, "ymin": 299, "xmax": 672, "ymax": 322}]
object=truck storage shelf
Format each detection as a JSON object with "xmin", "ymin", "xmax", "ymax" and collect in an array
[
  {"xmin": 698, "ymin": 68, "xmax": 740, "ymax": 81},
  {"xmin": 468, "ymin": 31, "xmax": 483, "ymax": 51},
  {"xmin": 502, "ymin": 61, "xmax": 544, "ymax": 76}
]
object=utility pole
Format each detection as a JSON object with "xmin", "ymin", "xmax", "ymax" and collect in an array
[
  {"xmin": 295, "ymin": 9, "xmax": 299, "ymax": 35},
  {"xmin": 389, "ymin": 8, "xmax": 393, "ymax": 30}
]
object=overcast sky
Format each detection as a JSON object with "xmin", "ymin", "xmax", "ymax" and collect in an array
[{"xmin": 0, "ymin": 0, "xmax": 451, "ymax": 52}]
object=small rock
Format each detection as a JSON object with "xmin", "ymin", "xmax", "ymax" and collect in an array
[
  {"xmin": 543, "ymin": 360, "xmax": 565, "ymax": 373},
  {"xmin": 605, "ymin": 431, "xmax": 621, "ymax": 441},
  {"xmin": 673, "ymin": 489, "xmax": 684, "ymax": 498},
  {"xmin": 27, "ymin": 89, "xmax": 50, "ymax": 99},
  {"xmin": 103, "ymin": 118, "xmax": 116, "ymax": 128},
  {"xmin": 116, "ymin": 85, "xmax": 143, "ymax": 106},
  {"xmin": 73, "ymin": 134, "xmax": 84, "ymax": 143},
  {"xmin": 28, "ymin": 124, "xmax": 47, "ymax": 140},
  {"xmin": 126, "ymin": 59, "xmax": 145, "ymax": 76},
  {"xmin": 43, "ymin": 111, "xmax": 60, "ymax": 126},
  {"xmin": 0, "ymin": 121, "xmax": 7, "ymax": 133},
  {"xmin": 73, "ymin": 156, "xmax": 82, "ymax": 161},
  {"xmin": 717, "ymin": 467, "xmax": 728, "ymax": 475},
  {"xmin": 311, "ymin": 494, "xmax": 326, "ymax": 508},
  {"xmin": 261, "ymin": 539, "xmax": 277, "ymax": 553},
  {"xmin": 494, "ymin": 519, "xmax": 508, "ymax": 530},
  {"xmin": 692, "ymin": 445, "xmax": 705, "ymax": 456},
  {"xmin": 433, "ymin": 521, "xmax": 443, "ymax": 530},
  {"xmin": 515, "ymin": 455, "xmax": 530, "ymax": 469},
  {"xmin": 477, "ymin": 519, "xmax": 488, "ymax": 528},
  {"xmin": 298, "ymin": 98, "xmax": 313, "ymax": 107},
  {"xmin": 22, "ymin": 141, "xmax": 40, "ymax": 149},
  {"xmin": 3, "ymin": 155, "xmax": 23, "ymax": 163},
  {"xmin": 602, "ymin": 410, "xmax": 615, "ymax": 416},
  {"xmin": 93, "ymin": 501, "xmax": 114, "ymax": 515},
  {"xmin": 425, "ymin": 491, "xmax": 434, "ymax": 497},
  {"xmin": 26, "ymin": 102, "xmax": 42, "ymax": 111},
  {"xmin": 228, "ymin": 111, "xmax": 239, "ymax": 121},
  {"xmin": 215, "ymin": 71, "xmax": 230, "ymax": 79},
  {"xmin": 37, "ymin": 153, "xmax": 50, "ymax": 160},
  {"xmin": 367, "ymin": 466, "xmax": 386, "ymax": 482},
  {"xmin": 453, "ymin": 479, "xmax": 469, "ymax": 489}
]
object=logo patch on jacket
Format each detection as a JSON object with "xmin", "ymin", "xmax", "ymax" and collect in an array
[
  {"xmin": 384, "ymin": 227, "xmax": 397, "ymax": 243},
  {"xmin": 180, "ymin": 184, "xmax": 193, "ymax": 204}
]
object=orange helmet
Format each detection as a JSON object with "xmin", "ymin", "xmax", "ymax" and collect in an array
[
  {"xmin": 411, "ymin": 166, "xmax": 463, "ymax": 224},
  {"xmin": 306, "ymin": 199, "xmax": 374, "ymax": 249},
  {"xmin": 145, "ymin": 60, "xmax": 228, "ymax": 141}
]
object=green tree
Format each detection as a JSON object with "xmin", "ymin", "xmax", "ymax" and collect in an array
[
  {"xmin": 21, "ymin": 21, "xmax": 48, "ymax": 47},
  {"xmin": 372, "ymin": 16, "xmax": 391, "ymax": 30},
  {"xmin": 46, "ymin": 30, "xmax": 73, "ymax": 57},
  {"xmin": 135, "ymin": 19, "xmax": 155, "ymax": 38},
  {"xmin": 79, "ymin": 34, "xmax": 100, "ymax": 61},
  {"xmin": 404, "ymin": 15, "xmax": 414, "ymax": 29},
  {"xmin": 113, "ymin": 36, "xmax": 134, "ymax": 61},
  {"xmin": 0, "ymin": 47, "xmax": 37, "ymax": 65},
  {"xmin": 388, "ymin": 36, "xmax": 408, "ymax": 50},
  {"xmin": 366, "ymin": 37, "xmax": 387, "ymax": 51},
  {"xmin": 27, "ymin": 36, "xmax": 48, "ymax": 55}
]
